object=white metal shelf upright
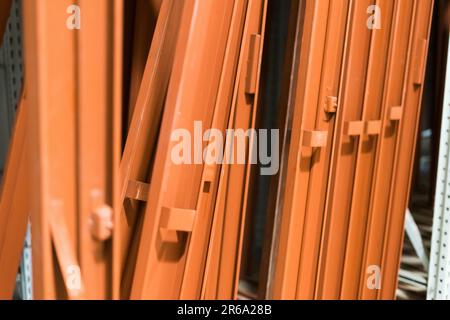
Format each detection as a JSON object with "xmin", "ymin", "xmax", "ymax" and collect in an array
[{"xmin": 428, "ymin": 35, "xmax": 450, "ymax": 300}]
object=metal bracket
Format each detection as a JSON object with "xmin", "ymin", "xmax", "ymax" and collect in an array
[
  {"xmin": 365, "ymin": 120, "xmax": 382, "ymax": 136},
  {"xmin": 324, "ymin": 96, "xmax": 338, "ymax": 114},
  {"xmin": 90, "ymin": 205, "xmax": 113, "ymax": 241},
  {"xmin": 126, "ymin": 180, "xmax": 150, "ymax": 202},
  {"xmin": 389, "ymin": 106, "xmax": 403, "ymax": 121},
  {"xmin": 159, "ymin": 207, "xmax": 197, "ymax": 243},
  {"xmin": 302, "ymin": 130, "xmax": 328, "ymax": 148},
  {"xmin": 160, "ymin": 207, "xmax": 197, "ymax": 232},
  {"xmin": 344, "ymin": 121, "xmax": 364, "ymax": 137}
]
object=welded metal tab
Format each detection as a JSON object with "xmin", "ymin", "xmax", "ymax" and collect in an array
[
  {"xmin": 365, "ymin": 120, "xmax": 382, "ymax": 136},
  {"xmin": 390, "ymin": 106, "xmax": 404, "ymax": 121},
  {"xmin": 160, "ymin": 207, "xmax": 197, "ymax": 233},
  {"xmin": 325, "ymin": 96, "xmax": 338, "ymax": 114},
  {"xmin": 126, "ymin": 180, "xmax": 150, "ymax": 202},
  {"xmin": 344, "ymin": 121, "xmax": 365, "ymax": 137},
  {"xmin": 302, "ymin": 130, "xmax": 328, "ymax": 148},
  {"xmin": 245, "ymin": 34, "xmax": 262, "ymax": 95}
]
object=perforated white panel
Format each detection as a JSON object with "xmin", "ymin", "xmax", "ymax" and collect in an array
[{"xmin": 428, "ymin": 35, "xmax": 450, "ymax": 300}]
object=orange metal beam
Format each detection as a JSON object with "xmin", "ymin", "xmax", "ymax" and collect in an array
[
  {"xmin": 0, "ymin": 96, "xmax": 29, "ymax": 299},
  {"xmin": 359, "ymin": 0, "xmax": 419, "ymax": 300},
  {"xmin": 346, "ymin": 0, "xmax": 416, "ymax": 300},
  {"xmin": 112, "ymin": 0, "xmax": 124, "ymax": 300},
  {"xmin": 270, "ymin": 0, "xmax": 323, "ymax": 299},
  {"xmin": 257, "ymin": 0, "xmax": 301, "ymax": 299},
  {"xmin": 22, "ymin": 0, "xmax": 123, "ymax": 299},
  {"xmin": 340, "ymin": 0, "xmax": 400, "ymax": 299},
  {"xmin": 180, "ymin": 0, "xmax": 250, "ymax": 299},
  {"xmin": 23, "ymin": 0, "xmax": 79, "ymax": 299},
  {"xmin": 315, "ymin": 0, "xmax": 374, "ymax": 300},
  {"xmin": 119, "ymin": 0, "xmax": 183, "ymax": 298},
  {"xmin": 77, "ymin": 0, "xmax": 120, "ymax": 299},
  {"xmin": 214, "ymin": 0, "xmax": 267, "ymax": 300},
  {"xmin": 270, "ymin": 0, "xmax": 348, "ymax": 299},
  {"xmin": 6, "ymin": 0, "xmax": 433, "ymax": 300}
]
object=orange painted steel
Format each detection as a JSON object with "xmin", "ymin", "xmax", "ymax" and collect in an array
[
  {"xmin": 22, "ymin": 0, "xmax": 123, "ymax": 299},
  {"xmin": 0, "ymin": 0, "xmax": 435, "ymax": 300},
  {"xmin": 316, "ymin": 0, "xmax": 374, "ymax": 300},
  {"xmin": 0, "ymin": 96, "xmax": 29, "ymax": 299},
  {"xmin": 358, "ymin": 0, "xmax": 417, "ymax": 300},
  {"xmin": 23, "ymin": 0, "xmax": 80, "ymax": 299},
  {"xmin": 271, "ymin": 0, "xmax": 349, "ymax": 299},
  {"xmin": 119, "ymin": 0, "xmax": 182, "ymax": 298},
  {"xmin": 77, "ymin": 0, "xmax": 116, "ymax": 299},
  {"xmin": 267, "ymin": 0, "xmax": 433, "ymax": 301},
  {"xmin": 359, "ymin": 0, "xmax": 433, "ymax": 300},
  {"xmin": 379, "ymin": 0, "xmax": 434, "ymax": 300},
  {"xmin": 258, "ymin": 0, "xmax": 301, "ymax": 300},
  {"xmin": 112, "ymin": 0, "xmax": 124, "ymax": 300},
  {"xmin": 297, "ymin": 0, "xmax": 350, "ymax": 300},
  {"xmin": 180, "ymin": 0, "xmax": 250, "ymax": 299},
  {"xmin": 270, "ymin": 0, "xmax": 324, "ymax": 299},
  {"xmin": 340, "ymin": 0, "xmax": 400, "ymax": 299},
  {"xmin": 130, "ymin": 0, "xmax": 239, "ymax": 299},
  {"xmin": 201, "ymin": 0, "xmax": 267, "ymax": 300}
]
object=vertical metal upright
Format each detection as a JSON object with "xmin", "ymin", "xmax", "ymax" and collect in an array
[{"xmin": 428, "ymin": 34, "xmax": 450, "ymax": 300}]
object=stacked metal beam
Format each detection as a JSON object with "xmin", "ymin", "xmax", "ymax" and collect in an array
[
  {"xmin": 266, "ymin": 0, "xmax": 434, "ymax": 300},
  {"xmin": 0, "ymin": 0, "xmax": 435, "ymax": 300}
]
